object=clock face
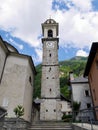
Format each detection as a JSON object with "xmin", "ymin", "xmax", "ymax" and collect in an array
[{"xmin": 46, "ymin": 42, "xmax": 54, "ymax": 48}]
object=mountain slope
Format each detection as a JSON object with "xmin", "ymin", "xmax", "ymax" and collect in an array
[{"xmin": 34, "ymin": 56, "xmax": 87, "ymax": 99}]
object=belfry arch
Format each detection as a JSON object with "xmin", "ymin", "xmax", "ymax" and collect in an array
[{"xmin": 48, "ymin": 29, "xmax": 53, "ymax": 37}]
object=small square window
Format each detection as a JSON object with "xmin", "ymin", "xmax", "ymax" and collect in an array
[
  {"xmin": 54, "ymin": 109, "xmax": 56, "ymax": 112},
  {"xmin": 87, "ymin": 103, "xmax": 91, "ymax": 108},
  {"xmin": 85, "ymin": 90, "xmax": 90, "ymax": 97},
  {"xmin": 46, "ymin": 109, "xmax": 48, "ymax": 112}
]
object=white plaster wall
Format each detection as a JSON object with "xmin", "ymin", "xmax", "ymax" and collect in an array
[
  {"xmin": 0, "ymin": 55, "xmax": 34, "ymax": 122},
  {"xmin": 0, "ymin": 44, "xmax": 6, "ymax": 80},
  {"xmin": 61, "ymin": 101, "xmax": 72, "ymax": 113},
  {"xmin": 72, "ymin": 83, "xmax": 93, "ymax": 110},
  {"xmin": 23, "ymin": 61, "xmax": 34, "ymax": 121}
]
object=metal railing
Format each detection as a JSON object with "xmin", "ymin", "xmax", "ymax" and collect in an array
[{"xmin": 72, "ymin": 106, "xmax": 98, "ymax": 130}]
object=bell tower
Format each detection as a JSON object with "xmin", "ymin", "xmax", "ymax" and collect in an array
[{"xmin": 40, "ymin": 19, "xmax": 61, "ymax": 120}]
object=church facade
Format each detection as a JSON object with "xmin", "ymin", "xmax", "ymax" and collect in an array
[{"xmin": 0, "ymin": 37, "xmax": 36, "ymax": 122}]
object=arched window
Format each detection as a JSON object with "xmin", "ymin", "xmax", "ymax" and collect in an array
[{"xmin": 48, "ymin": 30, "xmax": 53, "ymax": 37}]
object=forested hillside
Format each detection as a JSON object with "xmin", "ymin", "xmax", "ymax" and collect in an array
[{"xmin": 34, "ymin": 56, "xmax": 87, "ymax": 99}]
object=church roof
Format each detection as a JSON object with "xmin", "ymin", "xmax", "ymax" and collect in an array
[
  {"xmin": 42, "ymin": 18, "xmax": 59, "ymax": 36},
  {"xmin": 0, "ymin": 36, "xmax": 36, "ymax": 75},
  {"xmin": 70, "ymin": 76, "xmax": 88, "ymax": 84},
  {"xmin": 60, "ymin": 94, "xmax": 71, "ymax": 102},
  {"xmin": 0, "ymin": 36, "xmax": 19, "ymax": 53},
  {"xmin": 44, "ymin": 18, "xmax": 57, "ymax": 24},
  {"xmin": 4, "ymin": 41, "xmax": 19, "ymax": 53},
  {"xmin": 34, "ymin": 98, "xmax": 44, "ymax": 104},
  {"xmin": 0, "ymin": 36, "xmax": 9, "ymax": 54},
  {"xmin": 34, "ymin": 94, "xmax": 71, "ymax": 104}
]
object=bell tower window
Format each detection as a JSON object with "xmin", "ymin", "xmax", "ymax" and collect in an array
[{"xmin": 48, "ymin": 30, "xmax": 53, "ymax": 37}]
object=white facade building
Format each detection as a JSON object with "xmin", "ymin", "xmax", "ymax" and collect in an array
[
  {"xmin": 61, "ymin": 95, "xmax": 72, "ymax": 115},
  {"xmin": 0, "ymin": 37, "xmax": 36, "ymax": 122},
  {"xmin": 69, "ymin": 72, "xmax": 94, "ymax": 121}
]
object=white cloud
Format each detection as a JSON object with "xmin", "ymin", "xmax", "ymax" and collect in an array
[
  {"xmin": 0, "ymin": 0, "xmax": 52, "ymax": 47},
  {"xmin": 53, "ymin": 1, "xmax": 98, "ymax": 49},
  {"xmin": 70, "ymin": 0, "xmax": 93, "ymax": 12},
  {"xmin": 0, "ymin": 0, "xmax": 98, "ymax": 63},
  {"xmin": 76, "ymin": 49, "xmax": 89, "ymax": 57},
  {"xmin": 9, "ymin": 38, "xmax": 24, "ymax": 50},
  {"xmin": 32, "ymin": 48, "xmax": 42, "ymax": 64}
]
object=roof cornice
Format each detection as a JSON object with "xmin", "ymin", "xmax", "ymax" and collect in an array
[
  {"xmin": 0, "ymin": 36, "xmax": 9, "ymax": 55},
  {"xmin": 84, "ymin": 42, "xmax": 98, "ymax": 77}
]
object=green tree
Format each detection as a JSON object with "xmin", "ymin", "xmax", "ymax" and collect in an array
[
  {"xmin": 73, "ymin": 101, "xmax": 81, "ymax": 112},
  {"xmin": 14, "ymin": 105, "xmax": 24, "ymax": 118},
  {"xmin": 73, "ymin": 101, "xmax": 81, "ymax": 121},
  {"xmin": 34, "ymin": 56, "xmax": 87, "ymax": 99}
]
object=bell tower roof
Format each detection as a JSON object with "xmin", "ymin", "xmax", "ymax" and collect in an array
[
  {"xmin": 42, "ymin": 18, "xmax": 59, "ymax": 37},
  {"xmin": 44, "ymin": 18, "xmax": 57, "ymax": 24}
]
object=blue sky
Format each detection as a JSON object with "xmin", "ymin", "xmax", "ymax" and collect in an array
[{"xmin": 0, "ymin": 0, "xmax": 98, "ymax": 65}]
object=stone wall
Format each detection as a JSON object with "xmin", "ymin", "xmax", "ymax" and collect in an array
[
  {"xmin": 42, "ymin": 41, "xmax": 58, "ymax": 65},
  {"xmin": 40, "ymin": 99, "xmax": 61, "ymax": 120},
  {"xmin": 1, "ymin": 118, "xmax": 30, "ymax": 130},
  {"xmin": 41, "ymin": 66, "xmax": 60, "ymax": 98}
]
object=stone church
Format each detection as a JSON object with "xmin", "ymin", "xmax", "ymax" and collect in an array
[
  {"xmin": 0, "ymin": 19, "xmax": 72, "ymax": 127},
  {"xmin": 0, "ymin": 36, "xmax": 36, "ymax": 122}
]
